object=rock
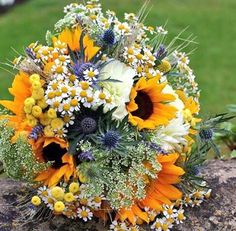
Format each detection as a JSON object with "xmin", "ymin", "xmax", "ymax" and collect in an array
[{"xmin": 0, "ymin": 159, "xmax": 236, "ymax": 231}]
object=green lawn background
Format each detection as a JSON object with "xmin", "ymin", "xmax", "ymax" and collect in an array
[{"xmin": 0, "ymin": 0, "xmax": 235, "ymax": 116}]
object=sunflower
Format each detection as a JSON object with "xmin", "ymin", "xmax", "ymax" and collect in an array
[
  {"xmin": 33, "ymin": 137, "xmax": 76, "ymax": 187},
  {"xmin": 52, "ymin": 26, "xmax": 100, "ymax": 62},
  {"xmin": 127, "ymin": 77, "xmax": 177, "ymax": 130},
  {"xmin": 117, "ymin": 153, "xmax": 185, "ymax": 225},
  {"xmin": 0, "ymin": 71, "xmax": 32, "ymax": 140}
]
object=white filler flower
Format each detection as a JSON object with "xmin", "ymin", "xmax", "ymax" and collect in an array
[
  {"xmin": 157, "ymin": 113, "xmax": 190, "ymax": 152},
  {"xmin": 99, "ymin": 60, "xmax": 136, "ymax": 120}
]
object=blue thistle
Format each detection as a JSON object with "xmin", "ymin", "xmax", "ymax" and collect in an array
[
  {"xmin": 155, "ymin": 44, "xmax": 167, "ymax": 60},
  {"xmin": 73, "ymin": 62, "xmax": 94, "ymax": 80},
  {"xmin": 25, "ymin": 47, "xmax": 36, "ymax": 60},
  {"xmin": 199, "ymin": 129, "xmax": 213, "ymax": 141},
  {"xmin": 81, "ymin": 117, "xmax": 97, "ymax": 134},
  {"xmin": 78, "ymin": 151, "xmax": 95, "ymax": 162},
  {"xmin": 191, "ymin": 166, "xmax": 200, "ymax": 175},
  {"xmin": 102, "ymin": 29, "xmax": 116, "ymax": 46},
  {"xmin": 29, "ymin": 125, "xmax": 43, "ymax": 141},
  {"xmin": 102, "ymin": 130, "xmax": 121, "ymax": 150}
]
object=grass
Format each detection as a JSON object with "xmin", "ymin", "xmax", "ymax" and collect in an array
[{"xmin": 0, "ymin": 0, "xmax": 235, "ymax": 116}]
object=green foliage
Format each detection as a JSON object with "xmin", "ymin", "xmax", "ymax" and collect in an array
[
  {"xmin": 0, "ymin": 120, "xmax": 49, "ymax": 183},
  {"xmin": 78, "ymin": 140, "xmax": 161, "ymax": 209}
]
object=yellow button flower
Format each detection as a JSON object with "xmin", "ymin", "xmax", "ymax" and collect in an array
[
  {"xmin": 54, "ymin": 201, "xmax": 65, "ymax": 213},
  {"xmin": 47, "ymin": 108, "xmax": 57, "ymax": 119},
  {"xmin": 51, "ymin": 186, "xmax": 65, "ymax": 200},
  {"xmin": 69, "ymin": 182, "xmax": 80, "ymax": 193},
  {"xmin": 64, "ymin": 193, "xmax": 75, "ymax": 203},
  {"xmin": 158, "ymin": 60, "xmax": 171, "ymax": 73},
  {"xmin": 29, "ymin": 74, "xmax": 40, "ymax": 83},
  {"xmin": 31, "ymin": 196, "xmax": 41, "ymax": 206},
  {"xmin": 32, "ymin": 105, "xmax": 42, "ymax": 118}
]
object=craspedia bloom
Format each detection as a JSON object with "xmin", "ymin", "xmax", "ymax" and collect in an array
[
  {"xmin": 157, "ymin": 59, "xmax": 172, "ymax": 73},
  {"xmin": 54, "ymin": 201, "xmax": 65, "ymax": 213},
  {"xmin": 69, "ymin": 182, "xmax": 80, "ymax": 193},
  {"xmin": 31, "ymin": 196, "xmax": 41, "ymax": 206},
  {"xmin": 127, "ymin": 77, "xmax": 177, "ymax": 130}
]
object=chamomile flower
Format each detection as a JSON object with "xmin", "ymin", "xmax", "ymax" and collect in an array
[
  {"xmin": 83, "ymin": 67, "xmax": 99, "ymax": 82},
  {"xmin": 163, "ymin": 205, "xmax": 178, "ymax": 219},
  {"xmin": 110, "ymin": 220, "xmax": 128, "ymax": 231},
  {"xmin": 156, "ymin": 26, "xmax": 168, "ymax": 35},
  {"xmin": 37, "ymin": 186, "xmax": 49, "ymax": 198},
  {"xmin": 52, "ymin": 63, "xmax": 69, "ymax": 80},
  {"xmin": 78, "ymin": 194, "xmax": 93, "ymax": 207},
  {"xmin": 77, "ymin": 206, "xmax": 93, "ymax": 222},
  {"xmin": 63, "ymin": 114, "xmax": 75, "ymax": 127},
  {"xmin": 175, "ymin": 209, "xmax": 186, "ymax": 224},
  {"xmin": 150, "ymin": 218, "xmax": 163, "ymax": 231},
  {"xmin": 54, "ymin": 40, "xmax": 68, "ymax": 54},
  {"xmin": 91, "ymin": 194, "xmax": 106, "ymax": 208}
]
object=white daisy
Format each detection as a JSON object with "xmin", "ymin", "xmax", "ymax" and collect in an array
[{"xmin": 77, "ymin": 206, "xmax": 93, "ymax": 222}]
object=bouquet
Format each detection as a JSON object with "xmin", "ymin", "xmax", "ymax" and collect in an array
[{"xmin": 0, "ymin": 1, "xmax": 232, "ymax": 230}]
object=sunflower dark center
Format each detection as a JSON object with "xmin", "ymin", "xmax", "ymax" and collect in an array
[
  {"xmin": 132, "ymin": 91, "xmax": 153, "ymax": 120},
  {"xmin": 42, "ymin": 143, "xmax": 67, "ymax": 169}
]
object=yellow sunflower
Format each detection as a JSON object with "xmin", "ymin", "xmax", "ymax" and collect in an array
[
  {"xmin": 33, "ymin": 137, "xmax": 76, "ymax": 187},
  {"xmin": 52, "ymin": 26, "xmax": 100, "ymax": 62},
  {"xmin": 117, "ymin": 153, "xmax": 185, "ymax": 225},
  {"xmin": 127, "ymin": 77, "xmax": 177, "ymax": 130},
  {"xmin": 0, "ymin": 71, "xmax": 32, "ymax": 140}
]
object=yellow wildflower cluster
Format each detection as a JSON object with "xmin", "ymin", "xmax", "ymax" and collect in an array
[{"xmin": 24, "ymin": 74, "xmax": 65, "ymax": 137}]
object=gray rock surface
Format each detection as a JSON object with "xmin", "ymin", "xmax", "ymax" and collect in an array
[{"xmin": 0, "ymin": 159, "xmax": 236, "ymax": 231}]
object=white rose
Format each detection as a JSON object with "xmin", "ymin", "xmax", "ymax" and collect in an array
[{"xmin": 99, "ymin": 60, "xmax": 136, "ymax": 120}]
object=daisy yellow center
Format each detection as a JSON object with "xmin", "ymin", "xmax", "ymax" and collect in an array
[
  {"xmin": 127, "ymin": 48, "xmax": 134, "ymax": 55},
  {"xmin": 80, "ymin": 91, "xmax": 87, "ymax": 98},
  {"xmin": 48, "ymin": 92, "xmax": 55, "ymax": 99},
  {"xmin": 81, "ymin": 82, "xmax": 89, "ymax": 90},
  {"xmin": 52, "ymin": 83, "xmax": 58, "ymax": 90},
  {"xmin": 99, "ymin": 92, "xmax": 106, "ymax": 100},
  {"xmin": 80, "ymin": 198, "xmax": 88, "ymax": 205},
  {"xmin": 167, "ymin": 208, "xmax": 173, "ymax": 215},
  {"xmin": 42, "ymin": 50, "xmax": 49, "ymax": 56},
  {"xmin": 162, "ymin": 224, "xmax": 169, "ymax": 231},
  {"xmin": 63, "ymin": 104, "xmax": 70, "ymax": 111},
  {"xmin": 71, "ymin": 90, "xmax": 76, "ymax": 97},
  {"xmin": 53, "ymin": 101, "xmax": 60, "ymax": 108},
  {"xmin": 88, "ymin": 71, "xmax": 95, "ymax": 78},
  {"xmin": 178, "ymin": 213, "xmax": 185, "ymax": 221},
  {"xmin": 61, "ymin": 87, "xmax": 68, "ymax": 93},
  {"xmin": 59, "ymin": 56, "xmax": 66, "ymax": 62},
  {"xmin": 155, "ymin": 222, "xmax": 161, "ymax": 228},
  {"xmin": 63, "ymin": 115, "xmax": 71, "ymax": 123},
  {"xmin": 71, "ymin": 99, "xmax": 78, "ymax": 107},
  {"xmin": 118, "ymin": 24, "xmax": 125, "ymax": 30},
  {"xmin": 55, "ymin": 91, "xmax": 62, "ymax": 97},
  {"xmin": 136, "ymin": 54, "xmax": 143, "ymax": 60},
  {"xmin": 56, "ymin": 66, "xmax": 64, "ymax": 74},
  {"xmin": 94, "ymin": 196, "xmax": 102, "ymax": 203},
  {"xmin": 69, "ymin": 75, "xmax": 76, "ymax": 82},
  {"xmin": 87, "ymin": 97, "xmax": 94, "ymax": 103},
  {"xmin": 81, "ymin": 210, "xmax": 88, "ymax": 218}
]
